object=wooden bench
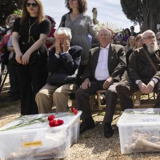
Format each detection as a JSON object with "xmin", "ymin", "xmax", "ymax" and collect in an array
[
  {"xmin": 69, "ymin": 90, "xmax": 157, "ymax": 111},
  {"xmin": 90, "ymin": 90, "xmax": 157, "ymax": 111}
]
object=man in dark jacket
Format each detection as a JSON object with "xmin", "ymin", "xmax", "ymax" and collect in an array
[
  {"xmin": 117, "ymin": 30, "xmax": 160, "ymax": 110},
  {"xmin": 36, "ymin": 27, "xmax": 82, "ymax": 113},
  {"xmin": 75, "ymin": 27, "xmax": 126, "ymax": 136}
]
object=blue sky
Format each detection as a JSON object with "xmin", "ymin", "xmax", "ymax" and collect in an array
[{"xmin": 41, "ymin": 0, "xmax": 139, "ymax": 32}]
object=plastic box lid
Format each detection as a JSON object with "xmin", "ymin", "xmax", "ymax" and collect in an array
[
  {"xmin": 117, "ymin": 108, "xmax": 160, "ymax": 127},
  {"xmin": 0, "ymin": 111, "xmax": 82, "ymax": 134}
]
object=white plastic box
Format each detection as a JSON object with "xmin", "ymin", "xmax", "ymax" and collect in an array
[
  {"xmin": 117, "ymin": 108, "xmax": 160, "ymax": 154},
  {"xmin": 0, "ymin": 111, "xmax": 82, "ymax": 160}
]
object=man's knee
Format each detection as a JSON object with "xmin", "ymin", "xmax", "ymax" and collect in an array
[
  {"xmin": 75, "ymin": 88, "xmax": 85, "ymax": 98},
  {"xmin": 35, "ymin": 91, "xmax": 45, "ymax": 102},
  {"xmin": 116, "ymin": 83, "xmax": 126, "ymax": 93}
]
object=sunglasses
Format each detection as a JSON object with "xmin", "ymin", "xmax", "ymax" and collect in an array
[{"xmin": 26, "ymin": 3, "xmax": 38, "ymax": 7}]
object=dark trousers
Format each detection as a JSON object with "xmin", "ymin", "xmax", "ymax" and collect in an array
[
  {"xmin": 75, "ymin": 80, "xmax": 119, "ymax": 123},
  {"xmin": 116, "ymin": 80, "xmax": 160, "ymax": 109},
  {"xmin": 8, "ymin": 59, "xmax": 19, "ymax": 97},
  {"xmin": 15, "ymin": 61, "xmax": 47, "ymax": 115},
  {"xmin": 103, "ymin": 83, "xmax": 118, "ymax": 123},
  {"xmin": 75, "ymin": 80, "xmax": 104, "ymax": 120}
]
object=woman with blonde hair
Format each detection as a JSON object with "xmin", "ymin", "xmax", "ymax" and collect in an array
[
  {"xmin": 12, "ymin": 0, "xmax": 51, "ymax": 115},
  {"xmin": 124, "ymin": 36, "xmax": 135, "ymax": 53}
]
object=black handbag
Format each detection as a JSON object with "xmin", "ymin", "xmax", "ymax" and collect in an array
[{"xmin": 47, "ymin": 69, "xmax": 78, "ymax": 85}]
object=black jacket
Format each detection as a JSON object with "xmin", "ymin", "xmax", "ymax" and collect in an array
[
  {"xmin": 82, "ymin": 44, "xmax": 126, "ymax": 82},
  {"xmin": 48, "ymin": 45, "xmax": 82, "ymax": 74},
  {"xmin": 128, "ymin": 47, "xmax": 160, "ymax": 84}
]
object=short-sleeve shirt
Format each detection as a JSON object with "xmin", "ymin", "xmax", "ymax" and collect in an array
[{"xmin": 13, "ymin": 17, "xmax": 51, "ymax": 53}]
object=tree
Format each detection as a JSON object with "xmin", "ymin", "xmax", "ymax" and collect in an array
[
  {"xmin": 120, "ymin": 0, "xmax": 160, "ymax": 32},
  {"xmin": 0, "ymin": 0, "xmax": 22, "ymax": 25}
]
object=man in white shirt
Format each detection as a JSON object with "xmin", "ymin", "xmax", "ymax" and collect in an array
[{"xmin": 75, "ymin": 27, "xmax": 126, "ymax": 137}]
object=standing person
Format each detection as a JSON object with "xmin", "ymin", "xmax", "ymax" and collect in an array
[
  {"xmin": 122, "ymin": 28, "xmax": 131, "ymax": 46},
  {"xmin": 45, "ymin": 15, "xmax": 56, "ymax": 50},
  {"xmin": 130, "ymin": 26, "xmax": 137, "ymax": 36},
  {"xmin": 59, "ymin": 0, "xmax": 96, "ymax": 83},
  {"xmin": 6, "ymin": 14, "xmax": 20, "ymax": 101},
  {"xmin": 12, "ymin": 0, "xmax": 51, "ymax": 115}
]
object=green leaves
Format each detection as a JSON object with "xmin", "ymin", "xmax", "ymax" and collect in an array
[
  {"xmin": 120, "ymin": 0, "xmax": 160, "ymax": 32},
  {"xmin": 0, "ymin": 0, "xmax": 22, "ymax": 25}
]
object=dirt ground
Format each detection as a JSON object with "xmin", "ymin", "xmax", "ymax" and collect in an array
[{"xmin": 0, "ymin": 82, "xmax": 160, "ymax": 160}]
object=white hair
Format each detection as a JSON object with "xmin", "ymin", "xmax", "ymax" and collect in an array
[
  {"xmin": 142, "ymin": 29, "xmax": 155, "ymax": 39},
  {"xmin": 54, "ymin": 27, "xmax": 72, "ymax": 39}
]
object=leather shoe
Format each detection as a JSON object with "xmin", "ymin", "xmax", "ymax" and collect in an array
[
  {"xmin": 104, "ymin": 123, "xmax": 113, "ymax": 138},
  {"xmin": 80, "ymin": 118, "xmax": 95, "ymax": 134}
]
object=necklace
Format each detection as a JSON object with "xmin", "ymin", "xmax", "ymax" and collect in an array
[{"xmin": 28, "ymin": 18, "xmax": 37, "ymax": 43}]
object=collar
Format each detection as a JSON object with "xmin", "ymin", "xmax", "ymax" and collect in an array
[{"xmin": 100, "ymin": 43, "xmax": 110, "ymax": 50}]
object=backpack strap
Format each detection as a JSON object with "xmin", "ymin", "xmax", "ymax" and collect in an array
[
  {"xmin": 61, "ymin": 13, "xmax": 69, "ymax": 27},
  {"xmin": 62, "ymin": 15, "xmax": 66, "ymax": 27}
]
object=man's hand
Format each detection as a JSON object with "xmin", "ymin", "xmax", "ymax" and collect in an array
[
  {"xmin": 55, "ymin": 38, "xmax": 61, "ymax": 54},
  {"xmin": 137, "ymin": 81, "xmax": 148, "ymax": 93},
  {"xmin": 146, "ymin": 80, "xmax": 155, "ymax": 93},
  {"xmin": 81, "ymin": 78, "xmax": 91, "ymax": 90},
  {"xmin": 103, "ymin": 77, "xmax": 113, "ymax": 89},
  {"xmin": 62, "ymin": 38, "xmax": 70, "ymax": 52},
  {"xmin": 22, "ymin": 52, "xmax": 31, "ymax": 65}
]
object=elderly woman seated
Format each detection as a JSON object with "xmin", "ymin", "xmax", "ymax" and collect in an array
[{"xmin": 35, "ymin": 27, "xmax": 82, "ymax": 113}]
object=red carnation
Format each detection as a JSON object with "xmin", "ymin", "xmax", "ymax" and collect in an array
[
  {"xmin": 71, "ymin": 107, "xmax": 78, "ymax": 115},
  {"xmin": 48, "ymin": 115, "xmax": 55, "ymax": 121},
  {"xmin": 57, "ymin": 119, "xmax": 64, "ymax": 125},
  {"xmin": 49, "ymin": 120, "xmax": 56, "ymax": 127},
  {"xmin": 71, "ymin": 107, "xmax": 75, "ymax": 112},
  {"xmin": 74, "ymin": 110, "xmax": 78, "ymax": 115}
]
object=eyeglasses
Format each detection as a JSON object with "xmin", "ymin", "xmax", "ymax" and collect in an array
[
  {"xmin": 69, "ymin": 0, "xmax": 77, "ymax": 2},
  {"xmin": 98, "ymin": 34, "xmax": 111, "ymax": 37},
  {"xmin": 143, "ymin": 36, "xmax": 155, "ymax": 40},
  {"xmin": 26, "ymin": 3, "xmax": 38, "ymax": 7}
]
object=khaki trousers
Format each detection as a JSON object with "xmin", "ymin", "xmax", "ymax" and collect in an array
[{"xmin": 35, "ymin": 83, "xmax": 78, "ymax": 113}]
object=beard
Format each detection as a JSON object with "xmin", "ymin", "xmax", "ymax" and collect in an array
[{"xmin": 147, "ymin": 42, "xmax": 159, "ymax": 54}]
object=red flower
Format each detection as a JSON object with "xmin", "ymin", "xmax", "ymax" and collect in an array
[
  {"xmin": 71, "ymin": 107, "xmax": 74, "ymax": 112},
  {"xmin": 70, "ymin": 107, "xmax": 78, "ymax": 115},
  {"xmin": 57, "ymin": 119, "xmax": 64, "ymax": 125},
  {"xmin": 48, "ymin": 115, "xmax": 55, "ymax": 121},
  {"xmin": 49, "ymin": 120, "xmax": 56, "ymax": 127},
  {"xmin": 74, "ymin": 110, "xmax": 78, "ymax": 115},
  {"xmin": 49, "ymin": 119, "xmax": 64, "ymax": 127}
]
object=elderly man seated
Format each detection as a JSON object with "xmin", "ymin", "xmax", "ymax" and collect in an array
[
  {"xmin": 116, "ymin": 30, "xmax": 160, "ymax": 109},
  {"xmin": 117, "ymin": 30, "xmax": 160, "ymax": 116},
  {"xmin": 75, "ymin": 26, "xmax": 126, "ymax": 136},
  {"xmin": 36, "ymin": 27, "xmax": 82, "ymax": 113}
]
